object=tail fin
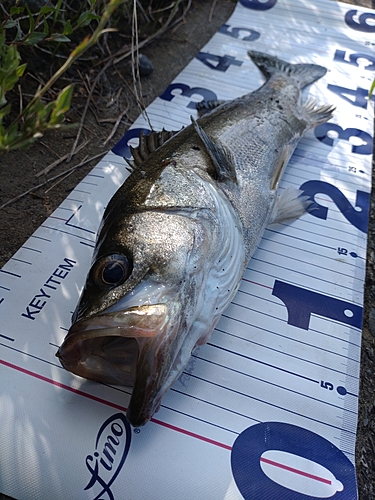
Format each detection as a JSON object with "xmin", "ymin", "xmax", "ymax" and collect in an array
[{"xmin": 248, "ymin": 50, "xmax": 327, "ymax": 89}]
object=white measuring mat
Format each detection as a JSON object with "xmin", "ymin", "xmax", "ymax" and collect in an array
[{"xmin": 0, "ymin": 1, "xmax": 373, "ymax": 498}]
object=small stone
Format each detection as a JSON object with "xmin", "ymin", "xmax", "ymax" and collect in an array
[{"xmin": 138, "ymin": 54, "xmax": 154, "ymax": 76}]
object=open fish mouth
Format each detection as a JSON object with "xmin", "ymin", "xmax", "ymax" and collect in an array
[
  {"xmin": 57, "ymin": 302, "xmax": 183, "ymax": 426},
  {"xmin": 56, "ymin": 303, "xmax": 170, "ymax": 385}
]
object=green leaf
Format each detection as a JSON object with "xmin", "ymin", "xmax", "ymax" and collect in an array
[
  {"xmin": 43, "ymin": 18, "xmax": 49, "ymax": 35},
  {"xmin": 40, "ymin": 6, "xmax": 57, "ymax": 16},
  {"xmin": 15, "ymin": 20, "xmax": 23, "ymax": 41},
  {"xmin": 16, "ymin": 63, "xmax": 27, "ymax": 78},
  {"xmin": 369, "ymin": 80, "xmax": 375, "ymax": 99},
  {"xmin": 63, "ymin": 20, "xmax": 73, "ymax": 35},
  {"xmin": 77, "ymin": 11, "xmax": 100, "ymax": 28},
  {"xmin": 10, "ymin": 6, "xmax": 24, "ymax": 16},
  {"xmin": 54, "ymin": 0, "xmax": 63, "ymax": 24},
  {"xmin": 0, "ymin": 96, "xmax": 7, "ymax": 108},
  {"xmin": 0, "ymin": 103, "xmax": 11, "ymax": 119},
  {"xmin": 25, "ymin": 4, "xmax": 35, "ymax": 32},
  {"xmin": 50, "ymin": 85, "xmax": 73, "ymax": 124},
  {"xmin": 50, "ymin": 33, "xmax": 71, "ymax": 42},
  {"xmin": 24, "ymin": 32, "xmax": 46, "ymax": 45},
  {"xmin": 4, "ymin": 20, "xmax": 18, "ymax": 29}
]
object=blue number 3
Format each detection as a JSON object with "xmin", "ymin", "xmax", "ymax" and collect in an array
[{"xmin": 314, "ymin": 123, "xmax": 373, "ymax": 155}]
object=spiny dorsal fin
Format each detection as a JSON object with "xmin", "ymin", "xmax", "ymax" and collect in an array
[
  {"xmin": 125, "ymin": 128, "xmax": 180, "ymax": 171},
  {"xmin": 196, "ymin": 99, "xmax": 227, "ymax": 117},
  {"xmin": 191, "ymin": 117, "xmax": 237, "ymax": 183}
]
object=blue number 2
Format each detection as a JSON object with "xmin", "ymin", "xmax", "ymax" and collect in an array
[{"xmin": 300, "ymin": 180, "xmax": 370, "ymax": 233}]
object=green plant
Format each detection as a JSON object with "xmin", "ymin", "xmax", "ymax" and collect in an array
[
  {"xmin": 369, "ymin": 79, "xmax": 375, "ymax": 100},
  {"xmin": 0, "ymin": 0, "xmax": 123, "ymax": 153}
]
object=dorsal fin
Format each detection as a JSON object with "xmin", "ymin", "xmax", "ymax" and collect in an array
[
  {"xmin": 191, "ymin": 117, "xmax": 237, "ymax": 183},
  {"xmin": 196, "ymin": 99, "xmax": 227, "ymax": 117},
  {"xmin": 125, "ymin": 128, "xmax": 180, "ymax": 170}
]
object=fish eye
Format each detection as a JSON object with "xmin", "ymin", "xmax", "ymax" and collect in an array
[{"xmin": 91, "ymin": 254, "xmax": 131, "ymax": 287}]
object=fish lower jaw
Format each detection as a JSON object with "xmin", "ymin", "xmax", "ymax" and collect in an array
[
  {"xmin": 126, "ymin": 393, "xmax": 163, "ymax": 427},
  {"xmin": 125, "ymin": 323, "xmax": 203, "ymax": 427},
  {"xmin": 57, "ymin": 333, "xmax": 139, "ymax": 386}
]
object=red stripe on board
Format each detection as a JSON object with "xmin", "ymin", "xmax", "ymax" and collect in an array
[
  {"xmin": 0, "ymin": 358, "xmax": 232, "ymax": 451},
  {"xmin": 242, "ymin": 278, "xmax": 273, "ymax": 290},
  {"xmin": 0, "ymin": 358, "xmax": 127, "ymax": 412},
  {"xmin": 260, "ymin": 457, "xmax": 331, "ymax": 485},
  {"xmin": 151, "ymin": 417, "xmax": 232, "ymax": 450}
]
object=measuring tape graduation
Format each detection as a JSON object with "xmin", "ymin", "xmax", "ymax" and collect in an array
[{"xmin": 0, "ymin": 1, "xmax": 374, "ymax": 499}]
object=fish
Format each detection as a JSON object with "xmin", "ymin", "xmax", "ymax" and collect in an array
[{"xmin": 56, "ymin": 51, "xmax": 334, "ymax": 427}]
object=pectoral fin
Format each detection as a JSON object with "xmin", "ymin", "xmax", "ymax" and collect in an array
[
  {"xmin": 269, "ymin": 141, "xmax": 298, "ymax": 191},
  {"xmin": 191, "ymin": 117, "xmax": 237, "ymax": 183}
]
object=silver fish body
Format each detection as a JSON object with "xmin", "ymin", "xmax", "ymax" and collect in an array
[{"xmin": 57, "ymin": 51, "xmax": 334, "ymax": 426}]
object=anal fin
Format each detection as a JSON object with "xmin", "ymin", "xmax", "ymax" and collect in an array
[{"xmin": 269, "ymin": 186, "xmax": 312, "ymax": 225}]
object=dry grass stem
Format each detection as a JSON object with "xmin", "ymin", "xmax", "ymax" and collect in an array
[
  {"xmin": 44, "ymin": 153, "xmax": 90, "ymax": 193},
  {"xmin": 106, "ymin": 87, "xmax": 123, "ymax": 108},
  {"xmin": 209, "ymin": 0, "xmax": 218, "ymax": 22},
  {"xmin": 131, "ymin": 0, "xmax": 153, "ymax": 129},
  {"xmin": 67, "ymin": 60, "xmax": 113, "ymax": 161},
  {"xmin": 18, "ymin": 84, "xmax": 23, "ymax": 116},
  {"xmin": 0, "ymin": 151, "xmax": 106, "ymax": 210},
  {"xmin": 35, "ymin": 140, "xmax": 89, "ymax": 177},
  {"xmin": 102, "ymin": 105, "xmax": 130, "ymax": 146},
  {"xmin": 44, "ymin": 168, "xmax": 81, "ymax": 194}
]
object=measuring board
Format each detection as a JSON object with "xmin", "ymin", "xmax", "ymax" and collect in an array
[{"xmin": 0, "ymin": 1, "xmax": 373, "ymax": 499}]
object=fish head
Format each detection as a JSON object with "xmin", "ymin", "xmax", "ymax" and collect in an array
[{"xmin": 57, "ymin": 208, "xmax": 214, "ymax": 426}]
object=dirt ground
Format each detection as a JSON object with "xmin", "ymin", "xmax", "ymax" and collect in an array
[{"xmin": 0, "ymin": 0, "xmax": 374, "ymax": 499}]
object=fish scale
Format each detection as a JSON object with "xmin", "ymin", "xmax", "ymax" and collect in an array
[{"xmin": 57, "ymin": 50, "xmax": 335, "ymax": 427}]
